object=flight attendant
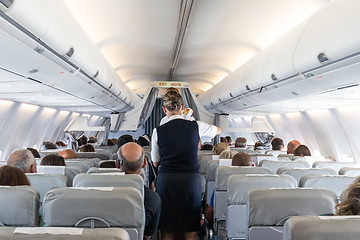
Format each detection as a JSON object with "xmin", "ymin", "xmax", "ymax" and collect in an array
[{"xmin": 151, "ymin": 90, "xmax": 220, "ymax": 240}]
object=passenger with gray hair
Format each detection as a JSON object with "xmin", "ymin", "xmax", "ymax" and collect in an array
[
  {"xmin": 118, "ymin": 142, "xmax": 161, "ymax": 240},
  {"xmin": 235, "ymin": 137, "xmax": 247, "ymax": 148},
  {"xmin": 7, "ymin": 149, "xmax": 37, "ymax": 173}
]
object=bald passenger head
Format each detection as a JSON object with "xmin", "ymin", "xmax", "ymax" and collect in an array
[
  {"xmin": 118, "ymin": 142, "xmax": 145, "ymax": 174},
  {"xmin": 232, "ymin": 152, "xmax": 251, "ymax": 166},
  {"xmin": 287, "ymin": 140, "xmax": 301, "ymax": 154},
  {"xmin": 58, "ymin": 149, "xmax": 76, "ymax": 159},
  {"xmin": 7, "ymin": 149, "xmax": 37, "ymax": 173}
]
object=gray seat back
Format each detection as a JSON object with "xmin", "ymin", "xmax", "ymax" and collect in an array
[
  {"xmin": 87, "ymin": 167, "xmax": 122, "ymax": 174},
  {"xmin": 248, "ymin": 188, "xmax": 337, "ymax": 227},
  {"xmin": 0, "ymin": 186, "xmax": 40, "ymax": 227},
  {"xmin": 339, "ymin": 167, "xmax": 360, "ymax": 176},
  {"xmin": 259, "ymin": 160, "xmax": 310, "ymax": 174},
  {"xmin": 215, "ymin": 166, "xmax": 273, "ymax": 191},
  {"xmin": 65, "ymin": 167, "xmax": 82, "ymax": 186},
  {"xmin": 76, "ymin": 152, "xmax": 110, "ymax": 160},
  {"xmin": 73, "ymin": 173, "xmax": 144, "ymax": 196},
  {"xmin": 249, "ymin": 154, "xmax": 276, "ymax": 166},
  {"xmin": 283, "ymin": 216, "xmax": 360, "ymax": 240},
  {"xmin": 312, "ymin": 161, "xmax": 360, "ymax": 173},
  {"xmin": 65, "ymin": 160, "xmax": 95, "ymax": 173},
  {"xmin": 43, "ymin": 187, "xmax": 144, "ymax": 240},
  {"xmin": 0, "ymin": 226, "xmax": 129, "ymax": 240},
  {"xmin": 277, "ymin": 168, "xmax": 337, "ymax": 185},
  {"xmin": 206, "ymin": 160, "xmax": 219, "ymax": 181},
  {"xmin": 199, "ymin": 154, "xmax": 212, "ymax": 175},
  {"xmin": 26, "ymin": 173, "xmax": 68, "ymax": 207},
  {"xmin": 299, "ymin": 175, "xmax": 356, "ymax": 198}
]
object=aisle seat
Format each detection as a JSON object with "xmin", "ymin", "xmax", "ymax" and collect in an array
[
  {"xmin": 205, "ymin": 160, "xmax": 219, "ymax": 204},
  {"xmin": 277, "ymin": 167, "xmax": 337, "ymax": 185}
]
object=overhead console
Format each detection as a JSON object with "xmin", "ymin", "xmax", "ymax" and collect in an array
[{"xmin": 199, "ymin": 0, "xmax": 360, "ymax": 113}]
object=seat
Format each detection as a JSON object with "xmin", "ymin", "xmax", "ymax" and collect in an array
[
  {"xmin": 76, "ymin": 152, "xmax": 110, "ymax": 160},
  {"xmin": 26, "ymin": 173, "xmax": 68, "ymax": 210},
  {"xmin": 277, "ymin": 167, "xmax": 337, "ymax": 185},
  {"xmin": 259, "ymin": 160, "xmax": 310, "ymax": 174},
  {"xmin": 205, "ymin": 160, "xmax": 218, "ymax": 204},
  {"xmin": 226, "ymin": 174, "xmax": 297, "ymax": 239},
  {"xmin": 87, "ymin": 167, "xmax": 122, "ymax": 174},
  {"xmin": 248, "ymin": 188, "xmax": 337, "ymax": 240},
  {"xmin": 283, "ymin": 216, "xmax": 360, "ymax": 240},
  {"xmin": 65, "ymin": 167, "xmax": 82, "ymax": 186},
  {"xmin": 43, "ymin": 187, "xmax": 144, "ymax": 240},
  {"xmin": 299, "ymin": 175, "xmax": 355, "ymax": 198},
  {"xmin": 0, "ymin": 186, "xmax": 40, "ymax": 227},
  {"xmin": 339, "ymin": 167, "xmax": 360, "ymax": 176},
  {"xmin": 73, "ymin": 173, "xmax": 144, "ymax": 196},
  {"xmin": 214, "ymin": 166, "xmax": 273, "ymax": 233},
  {"xmin": 249, "ymin": 154, "xmax": 276, "ymax": 166},
  {"xmin": 312, "ymin": 161, "xmax": 360, "ymax": 173},
  {"xmin": 65, "ymin": 160, "xmax": 95, "ymax": 173},
  {"xmin": 0, "ymin": 226, "xmax": 129, "ymax": 240}
]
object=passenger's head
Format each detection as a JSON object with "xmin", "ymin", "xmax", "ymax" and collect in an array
[
  {"xmin": 271, "ymin": 137, "xmax": 284, "ymax": 150},
  {"xmin": 40, "ymin": 155, "xmax": 66, "ymax": 166},
  {"xmin": 219, "ymin": 150, "xmax": 238, "ymax": 159},
  {"xmin": 79, "ymin": 144, "xmax": 95, "ymax": 152},
  {"xmin": 56, "ymin": 141, "xmax": 67, "ymax": 147},
  {"xmin": 88, "ymin": 136, "xmax": 97, "ymax": 143},
  {"xmin": 165, "ymin": 87, "xmax": 180, "ymax": 94},
  {"xmin": 225, "ymin": 136, "xmax": 232, "ymax": 145},
  {"xmin": 287, "ymin": 140, "xmax": 301, "ymax": 154},
  {"xmin": 117, "ymin": 134, "xmax": 134, "ymax": 149},
  {"xmin": 41, "ymin": 141, "xmax": 58, "ymax": 150},
  {"xmin": 117, "ymin": 142, "xmax": 145, "ymax": 174},
  {"xmin": 162, "ymin": 91, "xmax": 183, "ymax": 114},
  {"xmin": 78, "ymin": 136, "xmax": 88, "ymax": 146},
  {"xmin": 137, "ymin": 136, "xmax": 150, "ymax": 147},
  {"xmin": 220, "ymin": 137, "xmax": 228, "ymax": 144},
  {"xmin": 200, "ymin": 143, "xmax": 213, "ymax": 151},
  {"xmin": 212, "ymin": 142, "xmax": 230, "ymax": 155},
  {"xmin": 7, "ymin": 149, "xmax": 37, "ymax": 173},
  {"xmin": 235, "ymin": 137, "xmax": 247, "ymax": 148},
  {"xmin": 99, "ymin": 161, "xmax": 116, "ymax": 168},
  {"xmin": 254, "ymin": 141, "xmax": 264, "ymax": 150},
  {"xmin": 27, "ymin": 148, "xmax": 40, "ymax": 158},
  {"xmin": 336, "ymin": 182, "xmax": 360, "ymax": 215},
  {"xmin": 232, "ymin": 152, "xmax": 251, "ymax": 166},
  {"xmin": 293, "ymin": 145, "xmax": 311, "ymax": 157},
  {"xmin": 58, "ymin": 149, "xmax": 76, "ymax": 159},
  {"xmin": 0, "ymin": 166, "xmax": 30, "ymax": 186}
]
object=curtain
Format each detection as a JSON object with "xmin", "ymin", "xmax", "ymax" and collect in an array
[
  {"xmin": 65, "ymin": 132, "xmax": 79, "ymax": 151},
  {"xmin": 212, "ymin": 113, "xmax": 220, "ymax": 146},
  {"xmin": 181, "ymin": 88, "xmax": 200, "ymax": 120},
  {"xmin": 138, "ymin": 88, "xmax": 159, "ymax": 128},
  {"xmin": 253, "ymin": 132, "xmax": 274, "ymax": 148},
  {"xmin": 144, "ymin": 98, "xmax": 164, "ymax": 137},
  {"xmin": 101, "ymin": 118, "xmax": 111, "ymax": 145}
]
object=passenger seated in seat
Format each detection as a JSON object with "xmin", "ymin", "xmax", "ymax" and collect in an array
[
  {"xmin": 78, "ymin": 135, "xmax": 88, "ymax": 146},
  {"xmin": 254, "ymin": 141, "xmax": 265, "ymax": 151},
  {"xmin": 293, "ymin": 145, "xmax": 311, "ymax": 157},
  {"xmin": 234, "ymin": 137, "xmax": 247, "ymax": 148},
  {"xmin": 41, "ymin": 141, "xmax": 58, "ymax": 150},
  {"xmin": 79, "ymin": 144, "xmax": 95, "ymax": 152},
  {"xmin": 265, "ymin": 137, "xmax": 284, "ymax": 157},
  {"xmin": 58, "ymin": 149, "xmax": 76, "ymax": 159},
  {"xmin": 40, "ymin": 155, "xmax": 66, "ymax": 166},
  {"xmin": 56, "ymin": 140, "xmax": 67, "ymax": 147},
  {"xmin": 336, "ymin": 180, "xmax": 360, "ymax": 215},
  {"xmin": 7, "ymin": 149, "xmax": 37, "ymax": 173},
  {"xmin": 118, "ymin": 142, "xmax": 161, "ymax": 239},
  {"xmin": 212, "ymin": 142, "xmax": 230, "ymax": 155},
  {"xmin": 116, "ymin": 134, "xmax": 134, "ymax": 149},
  {"xmin": 205, "ymin": 152, "xmax": 252, "ymax": 222},
  {"xmin": 225, "ymin": 136, "xmax": 233, "ymax": 146},
  {"xmin": 88, "ymin": 136, "xmax": 97, "ymax": 143},
  {"xmin": 27, "ymin": 148, "xmax": 40, "ymax": 158},
  {"xmin": 0, "ymin": 165, "xmax": 30, "ymax": 186},
  {"xmin": 200, "ymin": 143, "xmax": 213, "ymax": 151},
  {"xmin": 287, "ymin": 140, "xmax": 301, "ymax": 154},
  {"xmin": 218, "ymin": 150, "xmax": 238, "ymax": 159}
]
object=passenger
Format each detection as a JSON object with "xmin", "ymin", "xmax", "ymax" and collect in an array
[
  {"xmin": 41, "ymin": 141, "xmax": 58, "ymax": 150},
  {"xmin": 118, "ymin": 142, "xmax": 161, "ymax": 240},
  {"xmin": 27, "ymin": 147, "xmax": 40, "ymax": 158},
  {"xmin": 88, "ymin": 136, "xmax": 97, "ymax": 143},
  {"xmin": 138, "ymin": 135, "xmax": 150, "ymax": 147},
  {"xmin": 40, "ymin": 155, "xmax": 66, "ymax": 166},
  {"xmin": 218, "ymin": 150, "xmax": 238, "ymax": 159},
  {"xmin": 200, "ymin": 143, "xmax": 213, "ymax": 151},
  {"xmin": 293, "ymin": 145, "xmax": 311, "ymax": 157},
  {"xmin": 99, "ymin": 161, "xmax": 116, "ymax": 168},
  {"xmin": 151, "ymin": 90, "xmax": 220, "ymax": 240},
  {"xmin": 78, "ymin": 135, "xmax": 87, "ymax": 146},
  {"xmin": 212, "ymin": 142, "xmax": 229, "ymax": 155},
  {"xmin": 0, "ymin": 165, "xmax": 30, "ymax": 186},
  {"xmin": 7, "ymin": 149, "xmax": 37, "ymax": 173},
  {"xmin": 336, "ymin": 180, "xmax": 360, "ymax": 215},
  {"xmin": 107, "ymin": 138, "xmax": 116, "ymax": 146},
  {"xmin": 116, "ymin": 134, "xmax": 134, "ymax": 149},
  {"xmin": 234, "ymin": 137, "xmax": 247, "ymax": 148},
  {"xmin": 254, "ymin": 141, "xmax": 265, "ymax": 150},
  {"xmin": 220, "ymin": 137, "xmax": 228, "ymax": 144},
  {"xmin": 225, "ymin": 136, "xmax": 233, "ymax": 146},
  {"xmin": 58, "ymin": 149, "xmax": 76, "ymax": 159},
  {"xmin": 79, "ymin": 144, "xmax": 95, "ymax": 152},
  {"xmin": 56, "ymin": 141, "xmax": 67, "ymax": 147},
  {"xmin": 287, "ymin": 140, "xmax": 301, "ymax": 154},
  {"xmin": 265, "ymin": 137, "xmax": 284, "ymax": 157},
  {"xmin": 205, "ymin": 152, "xmax": 251, "ymax": 222}
]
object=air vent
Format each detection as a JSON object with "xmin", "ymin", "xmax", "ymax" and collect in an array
[
  {"xmin": 65, "ymin": 47, "xmax": 74, "ymax": 58},
  {"xmin": 93, "ymin": 70, "xmax": 99, "ymax": 79},
  {"xmin": 318, "ymin": 52, "xmax": 329, "ymax": 63},
  {"xmin": 108, "ymin": 83, "xmax": 112, "ymax": 89},
  {"xmin": 29, "ymin": 69, "xmax": 39, "ymax": 74},
  {"xmin": 34, "ymin": 47, "xmax": 44, "ymax": 54},
  {"xmin": 246, "ymin": 85, "xmax": 251, "ymax": 91},
  {"xmin": 271, "ymin": 74, "xmax": 277, "ymax": 81},
  {"xmin": 291, "ymin": 92, "xmax": 299, "ymax": 96}
]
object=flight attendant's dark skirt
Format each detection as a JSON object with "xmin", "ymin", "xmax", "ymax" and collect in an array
[{"xmin": 156, "ymin": 172, "xmax": 202, "ymax": 232}]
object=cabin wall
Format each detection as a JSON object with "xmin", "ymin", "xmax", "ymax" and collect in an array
[{"xmin": 0, "ymin": 99, "xmax": 104, "ymax": 161}]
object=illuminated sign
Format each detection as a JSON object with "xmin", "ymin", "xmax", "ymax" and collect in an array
[{"xmin": 156, "ymin": 81, "xmax": 185, "ymax": 88}]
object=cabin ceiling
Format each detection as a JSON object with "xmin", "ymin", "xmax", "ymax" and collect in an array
[{"xmin": 63, "ymin": 0, "xmax": 330, "ymax": 97}]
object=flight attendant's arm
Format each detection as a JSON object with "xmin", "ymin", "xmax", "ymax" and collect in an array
[
  {"xmin": 151, "ymin": 128, "xmax": 160, "ymax": 168},
  {"xmin": 197, "ymin": 121, "xmax": 221, "ymax": 138}
]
